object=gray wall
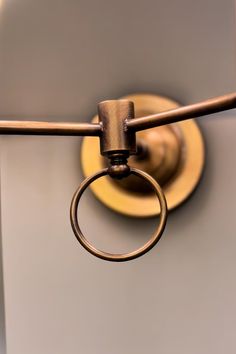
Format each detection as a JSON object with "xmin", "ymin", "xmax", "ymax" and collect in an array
[{"xmin": 0, "ymin": 0, "xmax": 236, "ymax": 353}]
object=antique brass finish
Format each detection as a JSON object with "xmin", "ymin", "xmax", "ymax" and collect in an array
[
  {"xmin": 0, "ymin": 120, "xmax": 101, "ymax": 136},
  {"xmin": 98, "ymin": 100, "xmax": 136, "ymax": 156},
  {"xmin": 98, "ymin": 99, "xmax": 136, "ymax": 178},
  {"xmin": 127, "ymin": 92, "xmax": 236, "ymax": 131},
  {"xmin": 70, "ymin": 167, "xmax": 167, "ymax": 262},
  {"xmin": 1, "ymin": 91, "xmax": 236, "ymax": 261},
  {"xmin": 0, "ymin": 92, "xmax": 235, "ymax": 136},
  {"xmin": 81, "ymin": 93, "xmax": 205, "ymax": 217},
  {"xmin": 117, "ymin": 124, "xmax": 183, "ymax": 192}
]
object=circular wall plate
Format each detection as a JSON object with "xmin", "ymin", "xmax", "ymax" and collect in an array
[{"xmin": 81, "ymin": 93, "xmax": 205, "ymax": 217}]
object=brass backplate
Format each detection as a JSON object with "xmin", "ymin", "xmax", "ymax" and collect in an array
[{"xmin": 81, "ymin": 93, "xmax": 205, "ymax": 217}]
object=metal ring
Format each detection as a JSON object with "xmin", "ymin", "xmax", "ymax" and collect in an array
[{"xmin": 70, "ymin": 168, "xmax": 168, "ymax": 262}]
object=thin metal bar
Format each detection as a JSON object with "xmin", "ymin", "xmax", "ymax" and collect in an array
[
  {"xmin": 127, "ymin": 93, "xmax": 236, "ymax": 132},
  {"xmin": 0, "ymin": 120, "xmax": 101, "ymax": 136}
]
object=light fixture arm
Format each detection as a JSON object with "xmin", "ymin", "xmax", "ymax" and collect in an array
[
  {"xmin": 127, "ymin": 92, "xmax": 236, "ymax": 131},
  {"xmin": 0, "ymin": 93, "xmax": 235, "ymax": 137},
  {"xmin": 0, "ymin": 120, "xmax": 101, "ymax": 136}
]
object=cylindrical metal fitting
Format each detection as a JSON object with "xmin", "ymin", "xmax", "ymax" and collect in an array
[{"xmin": 98, "ymin": 99, "xmax": 136, "ymax": 156}]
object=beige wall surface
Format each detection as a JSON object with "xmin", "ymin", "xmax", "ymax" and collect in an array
[{"xmin": 0, "ymin": 1, "xmax": 236, "ymax": 354}]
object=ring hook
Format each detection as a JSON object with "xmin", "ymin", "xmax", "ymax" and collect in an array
[{"xmin": 70, "ymin": 167, "xmax": 168, "ymax": 262}]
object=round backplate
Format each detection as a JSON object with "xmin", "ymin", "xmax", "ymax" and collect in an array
[{"xmin": 81, "ymin": 93, "xmax": 205, "ymax": 217}]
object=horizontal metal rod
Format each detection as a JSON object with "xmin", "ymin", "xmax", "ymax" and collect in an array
[
  {"xmin": 0, "ymin": 120, "xmax": 101, "ymax": 136},
  {"xmin": 127, "ymin": 93, "xmax": 236, "ymax": 131}
]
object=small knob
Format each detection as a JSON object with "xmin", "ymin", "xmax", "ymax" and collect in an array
[{"xmin": 107, "ymin": 153, "xmax": 130, "ymax": 179}]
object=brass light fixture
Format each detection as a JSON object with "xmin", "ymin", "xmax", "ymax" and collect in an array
[
  {"xmin": 81, "ymin": 94, "xmax": 204, "ymax": 217},
  {"xmin": 1, "ymin": 92, "xmax": 236, "ymax": 261}
]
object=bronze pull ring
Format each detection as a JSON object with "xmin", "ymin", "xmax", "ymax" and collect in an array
[{"xmin": 70, "ymin": 167, "xmax": 168, "ymax": 262}]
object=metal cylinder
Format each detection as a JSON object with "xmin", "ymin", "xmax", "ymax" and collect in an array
[{"xmin": 98, "ymin": 100, "xmax": 136, "ymax": 156}]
